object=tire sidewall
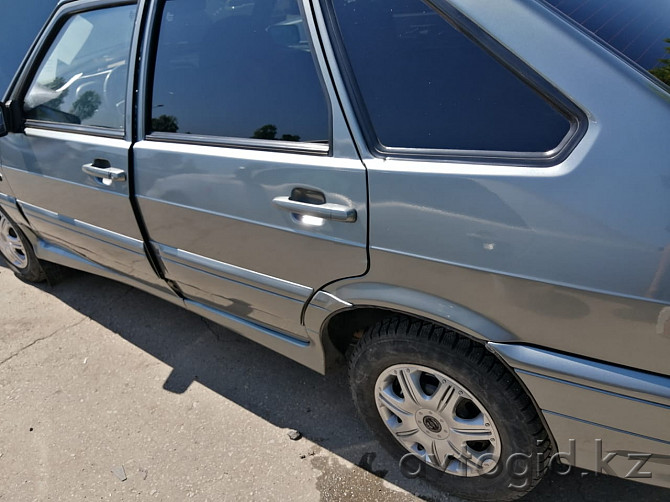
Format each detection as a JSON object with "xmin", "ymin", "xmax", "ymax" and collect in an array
[{"xmin": 350, "ymin": 335, "xmax": 544, "ymax": 500}]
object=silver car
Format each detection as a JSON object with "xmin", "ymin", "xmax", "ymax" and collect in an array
[{"xmin": 1, "ymin": 0, "xmax": 669, "ymax": 499}]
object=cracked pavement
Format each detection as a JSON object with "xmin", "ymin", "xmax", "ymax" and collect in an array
[
  {"xmin": 0, "ymin": 317, "xmax": 87, "ymax": 367},
  {"xmin": 1, "ymin": 260, "xmax": 669, "ymax": 501}
]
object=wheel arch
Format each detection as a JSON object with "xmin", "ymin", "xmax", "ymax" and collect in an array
[
  {"xmin": 0, "ymin": 192, "xmax": 30, "ymax": 228},
  {"xmin": 306, "ymin": 283, "xmax": 560, "ymax": 454},
  {"xmin": 306, "ymin": 282, "xmax": 520, "ymax": 362}
]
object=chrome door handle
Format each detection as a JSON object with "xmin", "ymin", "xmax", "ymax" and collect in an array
[
  {"xmin": 82, "ymin": 163, "xmax": 127, "ymax": 182},
  {"xmin": 272, "ymin": 196, "xmax": 357, "ymax": 222}
]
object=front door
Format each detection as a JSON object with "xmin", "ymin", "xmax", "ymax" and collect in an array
[
  {"xmin": 0, "ymin": 1, "xmax": 162, "ymax": 288},
  {"xmin": 133, "ymin": 0, "xmax": 368, "ymax": 337}
]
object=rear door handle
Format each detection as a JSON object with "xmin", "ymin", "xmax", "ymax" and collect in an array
[
  {"xmin": 82, "ymin": 163, "xmax": 127, "ymax": 182},
  {"xmin": 272, "ymin": 196, "xmax": 357, "ymax": 222}
]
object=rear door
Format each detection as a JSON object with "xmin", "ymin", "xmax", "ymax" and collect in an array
[
  {"xmin": 133, "ymin": 0, "xmax": 368, "ymax": 337},
  {"xmin": 0, "ymin": 1, "xmax": 163, "ymax": 288}
]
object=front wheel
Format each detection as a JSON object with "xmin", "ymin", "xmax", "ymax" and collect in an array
[
  {"xmin": 0, "ymin": 208, "xmax": 46, "ymax": 282},
  {"xmin": 348, "ymin": 317, "xmax": 550, "ymax": 501}
]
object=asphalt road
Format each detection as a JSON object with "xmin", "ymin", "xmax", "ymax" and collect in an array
[{"xmin": 1, "ymin": 258, "xmax": 669, "ymax": 501}]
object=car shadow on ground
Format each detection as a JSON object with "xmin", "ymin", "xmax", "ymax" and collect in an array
[{"xmin": 1, "ymin": 259, "xmax": 668, "ymax": 501}]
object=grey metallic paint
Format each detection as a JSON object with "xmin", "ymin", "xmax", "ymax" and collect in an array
[
  {"xmin": 0, "ymin": 0, "xmax": 669, "ymax": 489},
  {"xmin": 131, "ymin": 0, "xmax": 369, "ymax": 341},
  {"xmin": 488, "ymin": 343, "xmax": 670, "ymax": 480},
  {"xmin": 309, "ymin": 0, "xmax": 670, "ymax": 376},
  {"xmin": 0, "ymin": 130, "xmax": 163, "ymax": 286},
  {"xmin": 544, "ymin": 412, "xmax": 670, "ymax": 487}
]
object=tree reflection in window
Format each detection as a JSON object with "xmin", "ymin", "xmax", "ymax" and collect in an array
[
  {"xmin": 152, "ymin": 114, "xmax": 179, "ymax": 133},
  {"xmin": 22, "ymin": 5, "xmax": 136, "ymax": 129},
  {"xmin": 651, "ymin": 38, "xmax": 670, "ymax": 86},
  {"xmin": 149, "ymin": 0, "xmax": 328, "ymax": 144},
  {"xmin": 252, "ymin": 124, "xmax": 300, "ymax": 142},
  {"xmin": 71, "ymin": 91, "xmax": 101, "ymax": 121}
]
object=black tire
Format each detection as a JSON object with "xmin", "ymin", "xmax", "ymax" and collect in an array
[
  {"xmin": 0, "ymin": 207, "xmax": 46, "ymax": 283},
  {"xmin": 348, "ymin": 316, "xmax": 550, "ymax": 501}
]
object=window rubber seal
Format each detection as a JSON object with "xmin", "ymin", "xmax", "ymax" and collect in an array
[{"xmin": 319, "ymin": 0, "xmax": 589, "ymax": 167}]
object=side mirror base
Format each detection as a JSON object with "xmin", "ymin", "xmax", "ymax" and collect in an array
[{"xmin": 0, "ymin": 100, "xmax": 24, "ymax": 137}]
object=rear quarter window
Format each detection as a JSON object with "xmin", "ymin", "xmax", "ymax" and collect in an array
[{"xmin": 325, "ymin": 0, "xmax": 575, "ymax": 159}]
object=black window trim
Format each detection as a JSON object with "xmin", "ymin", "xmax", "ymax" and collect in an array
[
  {"xmin": 537, "ymin": 0, "xmax": 670, "ymax": 97},
  {"xmin": 320, "ymin": 0, "xmax": 588, "ymax": 167},
  {"xmin": 142, "ymin": 0, "xmax": 332, "ymax": 157},
  {"xmin": 11, "ymin": 0, "xmax": 139, "ymax": 139}
]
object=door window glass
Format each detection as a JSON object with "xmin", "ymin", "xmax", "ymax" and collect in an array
[
  {"xmin": 23, "ymin": 5, "xmax": 137, "ymax": 129},
  {"xmin": 150, "ymin": 0, "xmax": 329, "ymax": 144},
  {"xmin": 328, "ymin": 0, "xmax": 572, "ymax": 154}
]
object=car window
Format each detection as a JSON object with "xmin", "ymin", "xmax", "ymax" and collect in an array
[
  {"xmin": 23, "ymin": 5, "xmax": 137, "ymax": 130},
  {"xmin": 327, "ymin": 0, "xmax": 572, "ymax": 155},
  {"xmin": 149, "ymin": 0, "xmax": 329, "ymax": 145},
  {"xmin": 543, "ymin": 0, "xmax": 670, "ymax": 87}
]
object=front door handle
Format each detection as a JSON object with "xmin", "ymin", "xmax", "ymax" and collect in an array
[
  {"xmin": 272, "ymin": 196, "xmax": 357, "ymax": 222},
  {"xmin": 82, "ymin": 163, "xmax": 126, "ymax": 182}
]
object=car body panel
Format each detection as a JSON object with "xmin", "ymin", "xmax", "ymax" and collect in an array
[
  {"xmin": 489, "ymin": 343, "xmax": 670, "ymax": 488},
  {"xmin": 133, "ymin": 142, "xmax": 368, "ymax": 291},
  {"xmin": 306, "ymin": 0, "xmax": 670, "ymax": 377},
  {"xmin": 304, "ymin": 284, "xmax": 518, "ymax": 344},
  {"xmin": 0, "ymin": 128, "xmax": 163, "ymax": 286},
  {"xmin": 131, "ymin": 0, "xmax": 369, "ymax": 336},
  {"xmin": 34, "ymin": 233, "xmax": 180, "ymax": 304},
  {"xmin": 311, "ymin": 250, "xmax": 670, "ymax": 376},
  {"xmin": 0, "ymin": 185, "xmax": 24, "ymax": 225},
  {"xmin": 544, "ymin": 413, "xmax": 670, "ymax": 488}
]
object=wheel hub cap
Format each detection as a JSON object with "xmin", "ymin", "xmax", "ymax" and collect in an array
[
  {"xmin": 415, "ymin": 409, "xmax": 449, "ymax": 440},
  {"xmin": 423, "ymin": 415, "xmax": 442, "ymax": 433},
  {"xmin": 0, "ymin": 213, "xmax": 28, "ymax": 270},
  {"xmin": 375, "ymin": 364, "xmax": 501, "ymax": 477}
]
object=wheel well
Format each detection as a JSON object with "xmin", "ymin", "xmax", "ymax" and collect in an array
[
  {"xmin": 322, "ymin": 307, "xmax": 560, "ymax": 455},
  {"xmin": 323, "ymin": 307, "xmax": 394, "ymax": 357},
  {"xmin": 322, "ymin": 306, "xmax": 493, "ymax": 369},
  {"xmin": 323, "ymin": 306, "xmax": 493, "ymax": 359}
]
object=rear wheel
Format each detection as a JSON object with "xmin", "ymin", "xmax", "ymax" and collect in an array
[
  {"xmin": 348, "ymin": 316, "xmax": 550, "ymax": 501},
  {"xmin": 0, "ymin": 208, "xmax": 46, "ymax": 282}
]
